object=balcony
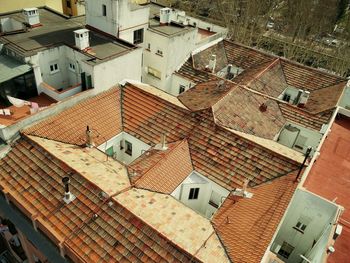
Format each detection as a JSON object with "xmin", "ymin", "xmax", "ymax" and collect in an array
[{"xmin": 40, "ymin": 82, "xmax": 82, "ymax": 101}]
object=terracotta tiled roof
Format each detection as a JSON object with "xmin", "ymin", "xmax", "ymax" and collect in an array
[
  {"xmin": 130, "ymin": 139, "xmax": 193, "ymax": 194},
  {"xmin": 123, "ymin": 83, "xmax": 300, "ymax": 189},
  {"xmin": 24, "ymin": 88, "xmax": 122, "ymax": 146},
  {"xmin": 0, "ymin": 137, "xmax": 200, "ymax": 262},
  {"xmin": 280, "ymin": 59, "xmax": 344, "ymax": 91},
  {"xmin": 178, "ymin": 80, "xmax": 233, "ymax": 111},
  {"xmin": 279, "ymin": 103, "xmax": 332, "ymax": 131},
  {"xmin": 192, "ymin": 40, "xmax": 228, "ymax": 73},
  {"xmin": 175, "ymin": 57, "xmax": 219, "ymax": 84},
  {"xmin": 122, "ymin": 83, "xmax": 197, "ymax": 145},
  {"xmin": 213, "ymin": 86, "xmax": 286, "ymax": 139},
  {"xmin": 303, "ymin": 81, "xmax": 347, "ymax": 114},
  {"xmin": 223, "ymin": 40, "xmax": 275, "ymax": 69},
  {"xmin": 212, "ymin": 173, "xmax": 298, "ymax": 263}
]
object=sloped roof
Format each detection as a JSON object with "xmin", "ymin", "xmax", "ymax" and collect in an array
[
  {"xmin": 24, "ymin": 88, "xmax": 122, "ymax": 146},
  {"xmin": 114, "ymin": 188, "xmax": 230, "ymax": 262},
  {"xmin": 303, "ymin": 81, "xmax": 347, "ymax": 114},
  {"xmin": 223, "ymin": 40, "xmax": 275, "ymax": 69},
  {"xmin": 280, "ymin": 59, "xmax": 344, "ymax": 91},
  {"xmin": 212, "ymin": 173, "xmax": 298, "ymax": 263},
  {"xmin": 175, "ymin": 57, "xmax": 219, "ymax": 84},
  {"xmin": 192, "ymin": 40, "xmax": 228, "ymax": 73},
  {"xmin": 0, "ymin": 136, "xmax": 200, "ymax": 262},
  {"xmin": 178, "ymin": 80, "xmax": 233, "ymax": 111},
  {"xmin": 213, "ymin": 86, "xmax": 286, "ymax": 139},
  {"xmin": 130, "ymin": 139, "xmax": 193, "ymax": 194},
  {"xmin": 122, "ymin": 83, "xmax": 300, "ymax": 189}
]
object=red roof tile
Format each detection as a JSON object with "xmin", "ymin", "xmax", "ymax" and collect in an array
[
  {"xmin": 0, "ymin": 136, "xmax": 200, "ymax": 263},
  {"xmin": 123, "ymin": 83, "xmax": 300, "ymax": 190},
  {"xmin": 130, "ymin": 139, "xmax": 193, "ymax": 194},
  {"xmin": 213, "ymin": 174, "xmax": 298, "ymax": 263},
  {"xmin": 24, "ymin": 88, "xmax": 122, "ymax": 146}
]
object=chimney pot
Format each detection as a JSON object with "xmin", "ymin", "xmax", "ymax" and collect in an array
[
  {"xmin": 74, "ymin": 29, "xmax": 90, "ymax": 51},
  {"xmin": 62, "ymin": 176, "xmax": 75, "ymax": 204},
  {"xmin": 161, "ymin": 134, "xmax": 168, "ymax": 150},
  {"xmin": 86, "ymin": 126, "xmax": 95, "ymax": 148}
]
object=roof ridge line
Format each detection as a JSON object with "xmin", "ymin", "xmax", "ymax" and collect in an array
[
  {"xmin": 246, "ymin": 58, "xmax": 280, "ymax": 86},
  {"xmin": 111, "ymin": 193, "xmax": 202, "ymax": 261}
]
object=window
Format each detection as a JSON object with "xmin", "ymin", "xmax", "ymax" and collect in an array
[
  {"xmin": 294, "ymin": 135, "xmax": 307, "ymax": 150},
  {"xmin": 188, "ymin": 188, "xmax": 199, "ymax": 200},
  {"xmin": 278, "ymin": 241, "xmax": 294, "ymax": 259},
  {"xmin": 294, "ymin": 221, "xmax": 307, "ymax": 232},
  {"xmin": 148, "ymin": 66, "xmax": 161, "ymax": 79},
  {"xmin": 125, "ymin": 140, "xmax": 132, "ymax": 156},
  {"xmin": 179, "ymin": 85, "xmax": 186, "ymax": 94},
  {"xmin": 282, "ymin": 93, "xmax": 291, "ymax": 102},
  {"xmin": 102, "ymin": 4, "xmax": 107, "ymax": 16},
  {"xmin": 133, "ymin": 28, "xmax": 144, "ymax": 44},
  {"xmin": 66, "ymin": 0, "xmax": 71, "ymax": 8},
  {"xmin": 49, "ymin": 63, "xmax": 59, "ymax": 74},
  {"xmin": 68, "ymin": 62, "xmax": 75, "ymax": 72}
]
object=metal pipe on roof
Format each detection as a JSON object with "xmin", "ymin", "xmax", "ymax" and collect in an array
[{"xmin": 295, "ymin": 146, "xmax": 312, "ymax": 182}]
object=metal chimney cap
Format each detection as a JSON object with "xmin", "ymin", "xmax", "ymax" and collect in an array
[{"xmin": 62, "ymin": 176, "xmax": 70, "ymax": 185}]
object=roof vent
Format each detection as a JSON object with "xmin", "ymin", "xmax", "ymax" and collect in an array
[
  {"xmin": 23, "ymin": 8, "xmax": 41, "ymax": 27},
  {"xmin": 154, "ymin": 134, "xmax": 168, "ymax": 151},
  {"xmin": 208, "ymin": 55, "xmax": 216, "ymax": 73},
  {"xmin": 298, "ymin": 90, "xmax": 310, "ymax": 108},
  {"xmin": 259, "ymin": 103, "xmax": 267, "ymax": 112},
  {"xmin": 62, "ymin": 176, "xmax": 76, "ymax": 204},
  {"xmin": 74, "ymin": 29, "xmax": 90, "ymax": 51},
  {"xmin": 160, "ymin": 8, "xmax": 171, "ymax": 25},
  {"xmin": 232, "ymin": 179, "xmax": 253, "ymax": 198},
  {"xmin": 226, "ymin": 64, "xmax": 234, "ymax": 79},
  {"xmin": 85, "ymin": 126, "xmax": 95, "ymax": 148}
]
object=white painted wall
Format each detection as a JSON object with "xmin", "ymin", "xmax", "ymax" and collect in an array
[
  {"xmin": 0, "ymin": 18, "xmax": 25, "ymax": 33},
  {"xmin": 92, "ymin": 47, "xmax": 142, "ymax": 91},
  {"xmin": 172, "ymin": 171, "xmax": 229, "ymax": 218},
  {"xmin": 97, "ymin": 132, "xmax": 151, "ymax": 165},
  {"xmin": 142, "ymin": 27, "xmax": 197, "ymax": 92},
  {"xmin": 271, "ymin": 189, "xmax": 339, "ymax": 263},
  {"xmin": 170, "ymin": 74, "xmax": 195, "ymax": 96},
  {"xmin": 277, "ymin": 122, "xmax": 323, "ymax": 155},
  {"xmin": 85, "ymin": 0, "xmax": 149, "ymax": 43},
  {"xmin": 34, "ymin": 46, "xmax": 92, "ymax": 91},
  {"xmin": 339, "ymin": 86, "xmax": 350, "ymax": 109}
]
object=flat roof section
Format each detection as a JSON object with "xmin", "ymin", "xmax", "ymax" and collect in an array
[
  {"xmin": 149, "ymin": 19, "xmax": 195, "ymax": 37},
  {"xmin": 303, "ymin": 114, "xmax": 350, "ymax": 263},
  {"xmin": 0, "ymin": 9, "xmax": 135, "ymax": 62}
]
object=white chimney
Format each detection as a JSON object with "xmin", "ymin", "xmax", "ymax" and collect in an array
[
  {"xmin": 85, "ymin": 126, "xmax": 95, "ymax": 148},
  {"xmin": 208, "ymin": 55, "xmax": 217, "ymax": 73},
  {"xmin": 160, "ymin": 8, "xmax": 171, "ymax": 25},
  {"xmin": 23, "ymin": 8, "xmax": 40, "ymax": 27},
  {"xmin": 154, "ymin": 134, "xmax": 168, "ymax": 151},
  {"xmin": 298, "ymin": 90, "xmax": 310, "ymax": 107},
  {"xmin": 62, "ymin": 176, "xmax": 76, "ymax": 204},
  {"xmin": 74, "ymin": 29, "xmax": 90, "ymax": 51}
]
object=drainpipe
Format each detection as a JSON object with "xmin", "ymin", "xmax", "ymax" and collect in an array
[{"xmin": 295, "ymin": 146, "xmax": 312, "ymax": 182}]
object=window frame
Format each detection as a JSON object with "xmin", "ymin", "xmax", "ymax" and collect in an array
[
  {"xmin": 49, "ymin": 63, "xmax": 59, "ymax": 74},
  {"xmin": 133, "ymin": 28, "xmax": 144, "ymax": 44},
  {"xmin": 278, "ymin": 241, "xmax": 294, "ymax": 259},
  {"xmin": 66, "ymin": 0, "xmax": 71, "ymax": 8},
  {"xmin": 125, "ymin": 140, "xmax": 132, "ymax": 156},
  {"xmin": 68, "ymin": 62, "xmax": 76, "ymax": 72},
  {"xmin": 188, "ymin": 188, "xmax": 200, "ymax": 200}
]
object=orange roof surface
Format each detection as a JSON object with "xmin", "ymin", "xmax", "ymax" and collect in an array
[
  {"xmin": 303, "ymin": 115, "xmax": 350, "ymax": 263},
  {"xmin": 123, "ymin": 83, "xmax": 300, "ymax": 189},
  {"xmin": 176, "ymin": 40, "xmax": 345, "ymax": 121},
  {"xmin": 24, "ymin": 88, "xmax": 122, "ymax": 146},
  {"xmin": 212, "ymin": 173, "xmax": 298, "ymax": 263},
  {"xmin": 130, "ymin": 139, "xmax": 193, "ymax": 194},
  {"xmin": 0, "ymin": 136, "xmax": 200, "ymax": 262}
]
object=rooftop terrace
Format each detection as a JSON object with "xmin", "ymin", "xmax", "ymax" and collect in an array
[
  {"xmin": 0, "ymin": 8, "xmax": 136, "ymax": 63},
  {"xmin": 303, "ymin": 114, "xmax": 350, "ymax": 263}
]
